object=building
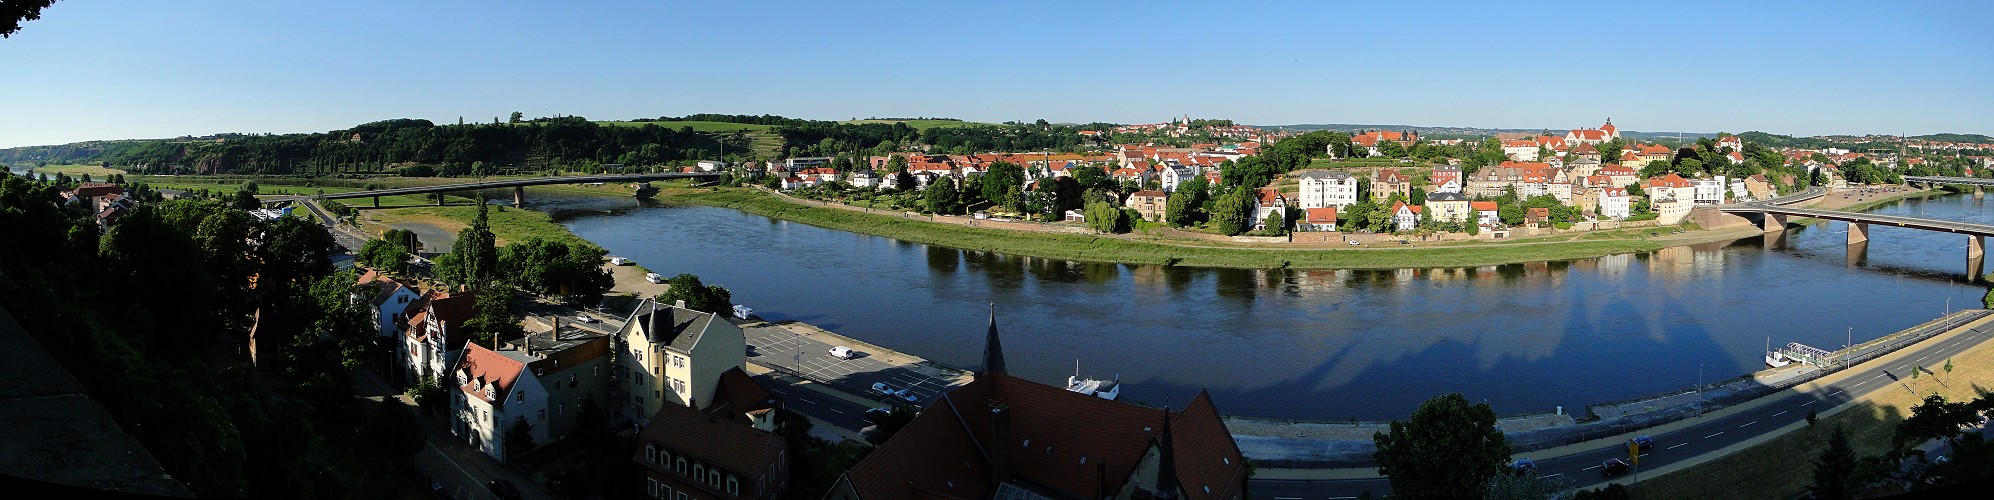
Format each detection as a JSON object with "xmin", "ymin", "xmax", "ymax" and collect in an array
[
  {"xmin": 1425, "ymin": 192, "xmax": 1471, "ymax": 224},
  {"xmin": 1525, "ymin": 207, "xmax": 1550, "ymax": 226},
  {"xmin": 1296, "ymin": 170, "xmax": 1358, "ymax": 209},
  {"xmin": 1600, "ymin": 187, "xmax": 1631, "ymax": 219},
  {"xmin": 1128, "ymin": 190, "xmax": 1168, "ymax": 222},
  {"xmin": 1391, "ymin": 201, "xmax": 1422, "ymax": 232},
  {"xmin": 1372, "ymin": 169, "xmax": 1412, "ymax": 202},
  {"xmin": 635, "ymin": 369, "xmax": 787, "ymax": 500},
  {"xmin": 825, "ymin": 312, "xmax": 1248, "ymax": 500},
  {"xmin": 1159, "ymin": 165, "xmax": 1195, "ymax": 193},
  {"xmin": 450, "ymin": 341, "xmax": 542, "ymax": 461},
  {"xmin": 1646, "ymin": 173, "xmax": 1694, "ymax": 203},
  {"xmin": 1598, "ymin": 165, "xmax": 1640, "ymax": 189},
  {"xmin": 508, "ymin": 317, "xmax": 613, "ymax": 442},
  {"xmin": 1744, "ymin": 174, "xmax": 1774, "ymax": 200},
  {"xmin": 357, "ymin": 269, "xmax": 422, "ymax": 339},
  {"xmin": 1691, "ymin": 176, "xmax": 1728, "ymax": 205},
  {"xmin": 402, "ymin": 291, "xmax": 479, "ymax": 385},
  {"xmin": 1471, "ymin": 201, "xmax": 1500, "ymax": 227},
  {"xmin": 1503, "ymin": 140, "xmax": 1541, "ymax": 161},
  {"xmin": 613, "ymin": 299, "xmax": 747, "ymax": 426},
  {"xmin": 849, "ymin": 170, "xmax": 878, "ymax": 189},
  {"xmin": 696, "ymin": 160, "xmax": 726, "ymax": 172},
  {"xmin": 1564, "ymin": 119, "xmax": 1620, "ymax": 146},
  {"xmin": 1253, "ymin": 188, "xmax": 1286, "ymax": 231},
  {"xmin": 1431, "ymin": 165, "xmax": 1463, "ymax": 192},
  {"xmin": 1300, "ymin": 207, "xmax": 1338, "ymax": 232}
]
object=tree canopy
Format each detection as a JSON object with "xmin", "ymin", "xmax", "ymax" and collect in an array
[{"xmin": 1373, "ymin": 393, "xmax": 1512, "ymax": 499}]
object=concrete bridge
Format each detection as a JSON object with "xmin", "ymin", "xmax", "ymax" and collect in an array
[
  {"xmin": 1721, "ymin": 186, "xmax": 1993, "ymax": 274},
  {"xmin": 315, "ymin": 172, "xmax": 723, "ymax": 207},
  {"xmin": 1904, "ymin": 175, "xmax": 1994, "ymax": 188}
]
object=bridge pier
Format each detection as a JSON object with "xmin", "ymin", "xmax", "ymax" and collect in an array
[
  {"xmin": 1761, "ymin": 213, "xmax": 1787, "ymax": 233},
  {"xmin": 372, "ymin": 196, "xmax": 380, "ymax": 208},
  {"xmin": 1846, "ymin": 240, "xmax": 1868, "ymax": 268},
  {"xmin": 1970, "ymin": 235, "xmax": 1985, "ymax": 265},
  {"xmin": 514, "ymin": 186, "xmax": 525, "ymax": 207},
  {"xmin": 1847, "ymin": 222, "xmax": 1869, "ymax": 244},
  {"xmin": 1977, "ymin": 186, "xmax": 1985, "ymax": 199},
  {"xmin": 436, "ymin": 192, "xmax": 446, "ymax": 206}
]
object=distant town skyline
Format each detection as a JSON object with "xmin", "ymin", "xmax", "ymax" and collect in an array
[{"xmin": 2, "ymin": 0, "xmax": 1990, "ymax": 149}]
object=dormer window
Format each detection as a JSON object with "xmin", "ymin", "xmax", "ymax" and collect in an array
[
  {"xmin": 483, "ymin": 386, "xmax": 495, "ymax": 399},
  {"xmin": 516, "ymin": 391, "xmax": 525, "ymax": 403}
]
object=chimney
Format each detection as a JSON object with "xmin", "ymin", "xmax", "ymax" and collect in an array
[
  {"xmin": 990, "ymin": 403, "xmax": 1012, "ymax": 484},
  {"xmin": 647, "ymin": 300, "xmax": 658, "ymax": 338},
  {"xmin": 674, "ymin": 299, "xmax": 687, "ymax": 309}
]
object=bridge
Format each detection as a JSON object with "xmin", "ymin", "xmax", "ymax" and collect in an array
[
  {"xmin": 314, "ymin": 172, "xmax": 723, "ymax": 207},
  {"xmin": 1904, "ymin": 175, "xmax": 1994, "ymax": 188},
  {"xmin": 1720, "ymin": 186, "xmax": 1993, "ymax": 274}
]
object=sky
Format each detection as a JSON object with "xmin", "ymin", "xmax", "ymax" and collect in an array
[{"xmin": 2, "ymin": 0, "xmax": 1990, "ymax": 148}]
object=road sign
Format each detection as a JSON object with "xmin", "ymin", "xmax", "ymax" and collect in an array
[{"xmin": 1629, "ymin": 440, "xmax": 1639, "ymax": 465}]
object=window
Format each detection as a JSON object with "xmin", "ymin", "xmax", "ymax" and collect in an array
[
  {"xmin": 517, "ymin": 391, "xmax": 525, "ymax": 403},
  {"xmin": 726, "ymin": 476, "xmax": 739, "ymax": 497},
  {"xmin": 675, "ymin": 356, "xmax": 685, "ymax": 368},
  {"xmin": 646, "ymin": 444, "xmax": 658, "ymax": 464},
  {"xmin": 676, "ymin": 492, "xmax": 688, "ymax": 500},
  {"xmin": 708, "ymin": 467, "xmax": 721, "ymax": 489},
  {"xmin": 538, "ymin": 409, "xmax": 545, "ymax": 422},
  {"xmin": 594, "ymin": 366, "xmax": 600, "ymax": 377},
  {"xmin": 693, "ymin": 464, "xmax": 705, "ymax": 482},
  {"xmin": 676, "ymin": 457, "xmax": 687, "ymax": 475},
  {"xmin": 557, "ymin": 403, "xmax": 564, "ymax": 415},
  {"xmin": 653, "ymin": 365, "xmax": 660, "ymax": 376}
]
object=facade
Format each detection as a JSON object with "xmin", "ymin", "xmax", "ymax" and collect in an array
[
  {"xmin": 1425, "ymin": 192, "xmax": 1471, "ymax": 223},
  {"xmin": 1646, "ymin": 173, "xmax": 1693, "ymax": 203},
  {"xmin": 1296, "ymin": 171, "xmax": 1358, "ymax": 209},
  {"xmin": 1372, "ymin": 169, "xmax": 1412, "ymax": 202},
  {"xmin": 1391, "ymin": 201, "xmax": 1422, "ymax": 232},
  {"xmin": 1253, "ymin": 188, "xmax": 1286, "ymax": 231},
  {"xmin": 402, "ymin": 291, "xmax": 479, "ymax": 385},
  {"xmin": 1600, "ymin": 188, "xmax": 1631, "ymax": 219},
  {"xmin": 450, "ymin": 342, "xmax": 545, "ymax": 461},
  {"xmin": 614, "ymin": 299, "xmax": 747, "ymax": 426},
  {"xmin": 513, "ymin": 317, "xmax": 614, "ymax": 442},
  {"xmin": 358, "ymin": 270, "xmax": 422, "ymax": 339},
  {"xmin": 1159, "ymin": 166, "xmax": 1195, "ymax": 193},
  {"xmin": 1128, "ymin": 190, "xmax": 1168, "ymax": 222},
  {"xmin": 1430, "ymin": 166, "xmax": 1463, "ymax": 191},
  {"xmin": 1503, "ymin": 140, "xmax": 1541, "ymax": 161},
  {"xmin": 1471, "ymin": 201, "xmax": 1500, "ymax": 227},
  {"xmin": 1300, "ymin": 207, "xmax": 1338, "ymax": 232}
]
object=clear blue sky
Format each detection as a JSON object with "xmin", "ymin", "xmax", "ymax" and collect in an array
[{"xmin": 2, "ymin": 0, "xmax": 1989, "ymax": 148}]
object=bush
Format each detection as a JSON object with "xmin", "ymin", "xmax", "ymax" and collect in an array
[{"xmin": 1553, "ymin": 221, "xmax": 1573, "ymax": 230}]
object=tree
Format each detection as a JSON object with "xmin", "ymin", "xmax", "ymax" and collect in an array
[
  {"xmin": 499, "ymin": 238, "xmax": 614, "ymax": 305},
  {"xmin": 438, "ymin": 201, "xmax": 499, "ymax": 286},
  {"xmin": 509, "ymin": 111, "xmax": 524, "ymax": 123},
  {"xmin": 657, "ymin": 274, "xmax": 732, "ymax": 314},
  {"xmin": 1373, "ymin": 393, "xmax": 1511, "ymax": 499},
  {"xmin": 885, "ymin": 154, "xmax": 908, "ymax": 173},
  {"xmin": 1208, "ymin": 187, "xmax": 1254, "ymax": 236},
  {"xmin": 1811, "ymin": 426, "xmax": 1860, "ymax": 500},
  {"xmin": 1, "ymin": 0, "xmax": 56, "ymax": 38},
  {"xmin": 1084, "ymin": 200, "xmax": 1127, "ymax": 233},
  {"xmin": 461, "ymin": 287, "xmax": 521, "ymax": 347},
  {"xmin": 505, "ymin": 416, "xmax": 534, "ymax": 462},
  {"xmin": 1259, "ymin": 211, "xmax": 1286, "ymax": 235},
  {"xmin": 358, "ymin": 238, "xmax": 411, "ymax": 275},
  {"xmin": 1465, "ymin": 209, "xmax": 1480, "ymax": 235},
  {"xmin": 982, "ymin": 162, "xmax": 1024, "ymax": 207},
  {"xmin": 1409, "ymin": 187, "xmax": 1426, "ymax": 205},
  {"xmin": 924, "ymin": 177, "xmax": 961, "ymax": 214},
  {"xmin": 1895, "ymin": 394, "xmax": 1980, "ymax": 450},
  {"xmin": 1598, "ymin": 138, "xmax": 1626, "ymax": 165}
]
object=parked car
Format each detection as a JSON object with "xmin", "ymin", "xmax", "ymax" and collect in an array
[
  {"xmin": 1632, "ymin": 435, "xmax": 1654, "ymax": 451},
  {"xmin": 1510, "ymin": 458, "xmax": 1536, "ymax": 475},
  {"xmin": 870, "ymin": 382, "xmax": 896, "ymax": 396},
  {"xmin": 644, "ymin": 272, "xmax": 664, "ymax": 284},
  {"xmin": 1600, "ymin": 458, "xmax": 1630, "ymax": 477},
  {"xmin": 893, "ymin": 388, "xmax": 920, "ymax": 404},
  {"xmin": 864, "ymin": 407, "xmax": 891, "ymax": 421},
  {"xmin": 573, "ymin": 314, "xmax": 597, "ymax": 323},
  {"xmin": 487, "ymin": 479, "xmax": 522, "ymax": 500},
  {"xmin": 829, "ymin": 346, "xmax": 856, "ymax": 359}
]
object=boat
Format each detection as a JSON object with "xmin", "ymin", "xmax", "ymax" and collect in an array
[
  {"xmin": 1065, "ymin": 360, "xmax": 1121, "ymax": 401},
  {"xmin": 1766, "ymin": 337, "xmax": 1792, "ymax": 368},
  {"xmin": 609, "ymin": 256, "xmax": 633, "ymax": 266}
]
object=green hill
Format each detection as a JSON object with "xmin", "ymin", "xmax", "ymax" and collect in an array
[
  {"xmin": 839, "ymin": 119, "xmax": 992, "ymax": 130},
  {"xmin": 595, "ymin": 120, "xmax": 774, "ymax": 132},
  {"xmin": 1914, "ymin": 133, "xmax": 1994, "ymax": 143}
]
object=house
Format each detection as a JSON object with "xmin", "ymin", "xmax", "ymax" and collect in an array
[
  {"xmin": 825, "ymin": 313, "xmax": 1248, "ymax": 500},
  {"xmin": 358, "ymin": 270, "xmax": 422, "ymax": 338},
  {"xmin": 1351, "ymin": 130, "xmax": 1419, "ymax": 156},
  {"xmin": 1431, "ymin": 165, "xmax": 1463, "ymax": 191},
  {"xmin": 636, "ymin": 369, "xmax": 787, "ymax": 500},
  {"xmin": 1391, "ymin": 201, "xmax": 1422, "ymax": 232},
  {"xmin": 1128, "ymin": 190, "xmax": 1168, "ymax": 222},
  {"xmin": 505, "ymin": 316, "xmax": 614, "ymax": 444},
  {"xmin": 402, "ymin": 291, "xmax": 480, "ymax": 386},
  {"xmin": 778, "ymin": 176, "xmax": 804, "ymax": 190},
  {"xmin": 1471, "ymin": 201, "xmax": 1500, "ymax": 227},
  {"xmin": 1744, "ymin": 174, "xmax": 1774, "ymax": 200},
  {"xmin": 696, "ymin": 160, "xmax": 726, "ymax": 172},
  {"xmin": 1598, "ymin": 165, "xmax": 1640, "ymax": 189},
  {"xmin": 1159, "ymin": 166, "xmax": 1195, "ymax": 193},
  {"xmin": 1645, "ymin": 173, "xmax": 1694, "ymax": 202},
  {"xmin": 1600, "ymin": 187, "xmax": 1631, "ymax": 219},
  {"xmin": 783, "ymin": 157, "xmax": 832, "ymax": 170},
  {"xmin": 1717, "ymin": 134, "xmax": 1743, "ymax": 152},
  {"xmin": 1569, "ymin": 185, "xmax": 1599, "ymax": 215},
  {"xmin": 450, "ymin": 342, "xmax": 539, "ymax": 461},
  {"xmin": 1296, "ymin": 171, "xmax": 1358, "ymax": 209},
  {"xmin": 1372, "ymin": 169, "xmax": 1412, "ymax": 202},
  {"xmin": 1253, "ymin": 188, "xmax": 1287, "ymax": 231},
  {"xmin": 1111, "ymin": 166, "xmax": 1150, "ymax": 185},
  {"xmin": 1425, "ymin": 192, "xmax": 1471, "ymax": 223},
  {"xmin": 1300, "ymin": 207, "xmax": 1338, "ymax": 232},
  {"xmin": 1636, "ymin": 144, "xmax": 1674, "ymax": 166},
  {"xmin": 1525, "ymin": 207, "xmax": 1550, "ymax": 226},
  {"xmin": 849, "ymin": 170, "xmax": 878, "ymax": 189},
  {"xmin": 614, "ymin": 299, "xmax": 747, "ymax": 426},
  {"xmin": 1503, "ymin": 140, "xmax": 1541, "ymax": 161},
  {"xmin": 1564, "ymin": 119, "xmax": 1620, "ymax": 146},
  {"xmin": 1655, "ymin": 195, "xmax": 1694, "ymax": 224},
  {"xmin": 1691, "ymin": 175, "xmax": 1728, "ymax": 205},
  {"xmin": 1571, "ymin": 142, "xmax": 1602, "ymax": 162},
  {"xmin": 1566, "ymin": 157, "xmax": 1602, "ymax": 180}
]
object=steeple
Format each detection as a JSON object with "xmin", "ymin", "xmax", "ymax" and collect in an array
[
  {"xmin": 980, "ymin": 303, "xmax": 1006, "ymax": 377},
  {"xmin": 1153, "ymin": 405, "xmax": 1181, "ymax": 500}
]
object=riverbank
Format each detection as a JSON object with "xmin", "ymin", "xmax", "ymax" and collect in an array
[
  {"xmin": 356, "ymin": 204, "xmax": 591, "ymax": 248},
  {"xmin": 660, "ymin": 187, "xmax": 1765, "ymax": 270}
]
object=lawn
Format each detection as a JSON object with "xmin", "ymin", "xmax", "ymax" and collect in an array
[
  {"xmin": 663, "ymin": 188, "xmax": 1690, "ymax": 270},
  {"xmin": 1629, "ymin": 327, "xmax": 1994, "ymax": 499},
  {"xmin": 365, "ymin": 204, "xmax": 591, "ymax": 248}
]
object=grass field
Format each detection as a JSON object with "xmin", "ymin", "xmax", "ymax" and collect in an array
[
  {"xmin": 662, "ymin": 188, "xmax": 1693, "ymax": 269},
  {"xmin": 25, "ymin": 164, "xmax": 127, "ymax": 177},
  {"xmin": 595, "ymin": 120, "xmax": 775, "ymax": 132},
  {"xmin": 839, "ymin": 119, "xmax": 993, "ymax": 130},
  {"xmin": 364, "ymin": 204, "xmax": 590, "ymax": 248},
  {"xmin": 1630, "ymin": 326, "xmax": 1994, "ymax": 499}
]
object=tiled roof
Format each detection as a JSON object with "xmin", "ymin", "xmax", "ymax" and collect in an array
[
  {"xmin": 456, "ymin": 342, "xmax": 525, "ymax": 408},
  {"xmin": 1470, "ymin": 201, "xmax": 1498, "ymax": 211},
  {"xmin": 1131, "ymin": 190, "xmax": 1167, "ymax": 198},
  {"xmin": 1304, "ymin": 207, "xmax": 1338, "ymax": 223},
  {"xmin": 705, "ymin": 367, "xmax": 776, "ymax": 423},
  {"xmin": 637, "ymin": 391, "xmax": 783, "ymax": 484}
]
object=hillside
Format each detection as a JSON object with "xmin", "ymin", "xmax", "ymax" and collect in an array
[
  {"xmin": 1914, "ymin": 133, "xmax": 1994, "ymax": 143},
  {"xmin": 839, "ymin": 119, "xmax": 993, "ymax": 130},
  {"xmin": 1263, "ymin": 123, "xmax": 1720, "ymax": 141}
]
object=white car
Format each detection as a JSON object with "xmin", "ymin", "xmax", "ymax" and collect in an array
[
  {"xmin": 572, "ymin": 314, "xmax": 597, "ymax": 323},
  {"xmin": 829, "ymin": 346, "xmax": 855, "ymax": 359},
  {"xmin": 644, "ymin": 272, "xmax": 664, "ymax": 284}
]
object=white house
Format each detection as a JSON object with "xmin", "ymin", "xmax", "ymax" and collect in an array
[
  {"xmin": 849, "ymin": 170, "xmax": 878, "ymax": 189},
  {"xmin": 402, "ymin": 291, "xmax": 479, "ymax": 386},
  {"xmin": 1159, "ymin": 165, "xmax": 1195, "ymax": 193},
  {"xmin": 1691, "ymin": 175, "xmax": 1728, "ymax": 205},
  {"xmin": 359, "ymin": 271, "xmax": 422, "ymax": 338},
  {"xmin": 696, "ymin": 160, "xmax": 726, "ymax": 172},
  {"xmin": 1296, "ymin": 171, "xmax": 1359, "ymax": 209},
  {"xmin": 1254, "ymin": 188, "xmax": 1287, "ymax": 231},
  {"xmin": 1433, "ymin": 177, "xmax": 1463, "ymax": 194},
  {"xmin": 451, "ymin": 342, "xmax": 546, "ymax": 461},
  {"xmin": 1391, "ymin": 201, "xmax": 1422, "ymax": 232},
  {"xmin": 1600, "ymin": 187, "xmax": 1631, "ymax": 219}
]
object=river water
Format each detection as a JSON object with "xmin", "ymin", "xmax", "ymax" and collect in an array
[{"xmin": 536, "ymin": 192, "xmax": 1989, "ymax": 420}]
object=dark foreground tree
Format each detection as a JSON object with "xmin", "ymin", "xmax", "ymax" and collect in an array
[
  {"xmin": 1811, "ymin": 426, "xmax": 1859, "ymax": 500},
  {"xmin": 1373, "ymin": 393, "xmax": 1511, "ymax": 499},
  {"xmin": 1, "ymin": 0, "xmax": 57, "ymax": 38}
]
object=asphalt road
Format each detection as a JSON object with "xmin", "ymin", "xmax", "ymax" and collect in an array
[
  {"xmin": 749, "ymin": 370, "xmax": 878, "ymax": 432},
  {"xmin": 1254, "ymin": 318, "xmax": 1994, "ymax": 498}
]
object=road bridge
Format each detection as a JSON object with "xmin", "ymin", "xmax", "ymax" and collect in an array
[
  {"xmin": 315, "ymin": 172, "xmax": 722, "ymax": 207},
  {"xmin": 1904, "ymin": 175, "xmax": 1994, "ymax": 188},
  {"xmin": 1720, "ymin": 187, "xmax": 1992, "ymax": 275}
]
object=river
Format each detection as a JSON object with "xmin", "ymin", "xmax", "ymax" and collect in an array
[{"xmin": 530, "ymin": 192, "xmax": 1989, "ymax": 420}]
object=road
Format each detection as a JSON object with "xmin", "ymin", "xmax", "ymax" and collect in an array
[
  {"xmin": 1722, "ymin": 186, "xmax": 1994, "ymax": 237},
  {"xmin": 1253, "ymin": 315, "xmax": 1994, "ymax": 498},
  {"xmin": 741, "ymin": 321, "xmax": 964, "ymax": 406},
  {"xmin": 748, "ymin": 370, "xmax": 878, "ymax": 432}
]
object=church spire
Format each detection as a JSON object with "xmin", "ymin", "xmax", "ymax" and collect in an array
[
  {"xmin": 1153, "ymin": 405, "xmax": 1181, "ymax": 499},
  {"xmin": 980, "ymin": 303, "xmax": 1006, "ymax": 377}
]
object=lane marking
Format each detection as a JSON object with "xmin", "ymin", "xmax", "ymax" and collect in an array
[
  {"xmin": 826, "ymin": 408, "xmax": 844, "ymax": 414},
  {"xmin": 1542, "ymin": 473, "xmax": 1563, "ymax": 479},
  {"xmin": 1328, "ymin": 497, "xmax": 1356, "ymax": 500},
  {"xmin": 1583, "ymin": 465, "xmax": 1602, "ymax": 471},
  {"xmin": 1804, "ymin": 401, "xmax": 1816, "ymax": 406},
  {"xmin": 1740, "ymin": 420, "xmax": 1758, "ymax": 428},
  {"xmin": 1829, "ymin": 390, "xmax": 1844, "ymax": 397},
  {"xmin": 1704, "ymin": 431, "xmax": 1725, "ymax": 439},
  {"xmin": 1667, "ymin": 443, "xmax": 1687, "ymax": 450},
  {"xmin": 1773, "ymin": 410, "xmax": 1788, "ymax": 417}
]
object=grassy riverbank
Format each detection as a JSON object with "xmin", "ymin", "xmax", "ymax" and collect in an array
[
  {"xmin": 662, "ymin": 188, "xmax": 1710, "ymax": 269},
  {"xmin": 361, "ymin": 204, "xmax": 591, "ymax": 248}
]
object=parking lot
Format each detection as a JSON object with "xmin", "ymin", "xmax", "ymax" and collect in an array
[{"xmin": 738, "ymin": 319, "xmax": 969, "ymax": 406}]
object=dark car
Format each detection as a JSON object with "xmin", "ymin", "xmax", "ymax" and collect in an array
[
  {"xmin": 1510, "ymin": 458, "xmax": 1536, "ymax": 475},
  {"xmin": 1632, "ymin": 435, "xmax": 1655, "ymax": 451},
  {"xmin": 1601, "ymin": 458, "xmax": 1630, "ymax": 477},
  {"xmin": 487, "ymin": 479, "xmax": 522, "ymax": 500}
]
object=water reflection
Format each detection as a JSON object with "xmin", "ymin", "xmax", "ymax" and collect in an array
[{"xmin": 555, "ymin": 192, "xmax": 1989, "ymax": 419}]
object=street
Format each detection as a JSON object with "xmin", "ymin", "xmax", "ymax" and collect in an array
[
  {"xmin": 741, "ymin": 321, "xmax": 965, "ymax": 406},
  {"xmin": 1253, "ymin": 317, "xmax": 1994, "ymax": 498}
]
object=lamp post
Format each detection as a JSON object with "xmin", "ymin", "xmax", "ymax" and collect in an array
[{"xmin": 1696, "ymin": 363, "xmax": 1704, "ymax": 417}]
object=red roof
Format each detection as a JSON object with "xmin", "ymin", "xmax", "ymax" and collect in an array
[
  {"xmin": 1304, "ymin": 207, "xmax": 1338, "ymax": 223},
  {"xmin": 1470, "ymin": 201, "xmax": 1498, "ymax": 211},
  {"xmin": 455, "ymin": 342, "xmax": 525, "ymax": 407},
  {"xmin": 72, "ymin": 182, "xmax": 125, "ymax": 199},
  {"xmin": 1256, "ymin": 188, "xmax": 1285, "ymax": 205},
  {"xmin": 1131, "ymin": 190, "xmax": 1167, "ymax": 198},
  {"xmin": 1648, "ymin": 173, "xmax": 1693, "ymax": 188}
]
